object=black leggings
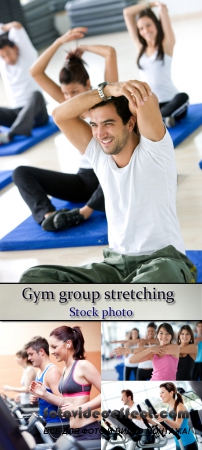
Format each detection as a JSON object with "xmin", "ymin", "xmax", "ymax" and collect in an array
[
  {"xmin": 13, "ymin": 166, "xmax": 105, "ymax": 224},
  {"xmin": 192, "ymin": 362, "xmax": 202, "ymax": 381},
  {"xmin": 159, "ymin": 92, "xmax": 189, "ymax": 120},
  {"xmin": 176, "ymin": 441, "xmax": 198, "ymax": 450},
  {"xmin": 124, "ymin": 366, "xmax": 138, "ymax": 380},
  {"xmin": 136, "ymin": 368, "xmax": 153, "ymax": 381}
]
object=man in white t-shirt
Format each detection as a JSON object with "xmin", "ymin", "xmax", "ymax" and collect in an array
[
  {"xmin": 121, "ymin": 389, "xmax": 155, "ymax": 447},
  {"xmin": 20, "ymin": 79, "xmax": 197, "ymax": 283},
  {"xmin": 0, "ymin": 21, "xmax": 48, "ymax": 144},
  {"xmin": 121, "ymin": 389, "xmax": 147, "ymax": 429}
]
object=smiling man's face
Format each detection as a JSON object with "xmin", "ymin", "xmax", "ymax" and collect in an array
[{"xmin": 90, "ymin": 103, "xmax": 133, "ymax": 156}]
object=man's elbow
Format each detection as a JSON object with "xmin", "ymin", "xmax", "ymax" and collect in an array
[
  {"xmin": 52, "ymin": 106, "xmax": 60, "ymax": 125},
  {"xmin": 29, "ymin": 66, "xmax": 35, "ymax": 77},
  {"xmin": 107, "ymin": 46, "xmax": 116, "ymax": 57},
  {"xmin": 123, "ymin": 7, "xmax": 130, "ymax": 18}
]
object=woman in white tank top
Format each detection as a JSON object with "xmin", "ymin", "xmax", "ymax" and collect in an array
[
  {"xmin": 13, "ymin": 28, "xmax": 118, "ymax": 232},
  {"xmin": 124, "ymin": 327, "xmax": 140, "ymax": 380},
  {"xmin": 3, "ymin": 349, "xmax": 36, "ymax": 405},
  {"xmin": 123, "ymin": 2, "xmax": 189, "ymax": 127}
]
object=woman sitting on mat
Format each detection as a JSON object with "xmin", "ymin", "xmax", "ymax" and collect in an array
[
  {"xmin": 176, "ymin": 325, "xmax": 197, "ymax": 381},
  {"xmin": 13, "ymin": 28, "xmax": 118, "ymax": 231},
  {"xmin": 29, "ymin": 325, "xmax": 101, "ymax": 441},
  {"xmin": 123, "ymin": 1, "xmax": 189, "ymax": 127},
  {"xmin": 114, "ymin": 322, "xmax": 179, "ymax": 380}
]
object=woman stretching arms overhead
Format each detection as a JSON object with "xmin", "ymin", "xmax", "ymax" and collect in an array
[
  {"xmin": 123, "ymin": 1, "xmax": 189, "ymax": 127},
  {"xmin": 13, "ymin": 28, "xmax": 118, "ymax": 231}
]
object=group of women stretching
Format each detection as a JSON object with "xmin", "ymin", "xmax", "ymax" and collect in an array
[
  {"xmin": 113, "ymin": 322, "xmax": 199, "ymax": 381},
  {"xmin": 13, "ymin": 1, "xmax": 189, "ymax": 232}
]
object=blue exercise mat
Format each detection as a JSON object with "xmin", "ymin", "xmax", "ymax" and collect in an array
[
  {"xmin": 168, "ymin": 103, "xmax": 202, "ymax": 147},
  {"xmin": 1, "ymin": 200, "xmax": 201, "ymax": 283},
  {"xmin": 0, "ymin": 198, "xmax": 108, "ymax": 251},
  {"xmin": 0, "ymin": 117, "xmax": 59, "ymax": 156},
  {"xmin": 186, "ymin": 251, "xmax": 202, "ymax": 283},
  {"xmin": 0, "ymin": 170, "xmax": 13, "ymax": 190}
]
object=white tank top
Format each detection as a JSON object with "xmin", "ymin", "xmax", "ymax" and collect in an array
[
  {"xmin": 139, "ymin": 51, "xmax": 178, "ymax": 103},
  {"xmin": 124, "ymin": 345, "xmax": 138, "ymax": 368},
  {"xmin": 20, "ymin": 367, "xmax": 32, "ymax": 405}
]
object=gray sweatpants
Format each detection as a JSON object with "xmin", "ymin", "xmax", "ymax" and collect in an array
[{"xmin": 0, "ymin": 91, "xmax": 48, "ymax": 137}]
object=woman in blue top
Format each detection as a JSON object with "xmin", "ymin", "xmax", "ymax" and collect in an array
[{"xmin": 156, "ymin": 382, "xmax": 198, "ymax": 450}]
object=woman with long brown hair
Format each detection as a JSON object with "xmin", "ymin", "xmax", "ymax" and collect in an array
[
  {"xmin": 156, "ymin": 382, "xmax": 198, "ymax": 450},
  {"xmin": 13, "ymin": 27, "xmax": 118, "ymax": 232},
  {"xmin": 176, "ymin": 325, "xmax": 197, "ymax": 380},
  {"xmin": 123, "ymin": 2, "xmax": 189, "ymax": 127},
  {"xmin": 29, "ymin": 325, "xmax": 101, "ymax": 441}
]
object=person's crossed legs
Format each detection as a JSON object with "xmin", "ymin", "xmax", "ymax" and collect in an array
[
  {"xmin": 19, "ymin": 246, "xmax": 197, "ymax": 283},
  {"xmin": 0, "ymin": 91, "xmax": 48, "ymax": 144},
  {"xmin": 13, "ymin": 166, "xmax": 105, "ymax": 231}
]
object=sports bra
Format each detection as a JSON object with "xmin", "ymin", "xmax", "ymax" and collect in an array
[{"xmin": 58, "ymin": 360, "xmax": 92, "ymax": 397}]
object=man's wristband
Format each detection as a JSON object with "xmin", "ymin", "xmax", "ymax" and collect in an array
[{"xmin": 97, "ymin": 82, "xmax": 112, "ymax": 101}]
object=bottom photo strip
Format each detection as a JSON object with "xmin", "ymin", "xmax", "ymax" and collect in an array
[{"xmin": 0, "ymin": 320, "xmax": 202, "ymax": 450}]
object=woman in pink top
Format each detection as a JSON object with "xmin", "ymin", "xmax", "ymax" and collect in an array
[{"xmin": 114, "ymin": 323, "xmax": 179, "ymax": 381}]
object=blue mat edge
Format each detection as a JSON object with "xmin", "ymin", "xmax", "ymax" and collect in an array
[
  {"xmin": 186, "ymin": 250, "xmax": 202, "ymax": 282},
  {"xmin": 0, "ymin": 235, "xmax": 108, "ymax": 251},
  {"xmin": 0, "ymin": 117, "xmax": 59, "ymax": 156},
  {"xmin": 169, "ymin": 104, "xmax": 202, "ymax": 147},
  {"xmin": 0, "ymin": 198, "xmax": 108, "ymax": 251},
  {"xmin": 0, "ymin": 170, "xmax": 13, "ymax": 190}
]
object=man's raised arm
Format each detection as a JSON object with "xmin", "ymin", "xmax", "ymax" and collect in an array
[
  {"xmin": 52, "ymin": 89, "xmax": 102, "ymax": 154},
  {"xmin": 52, "ymin": 79, "xmax": 161, "ymax": 154}
]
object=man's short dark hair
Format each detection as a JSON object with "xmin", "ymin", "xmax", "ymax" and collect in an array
[
  {"xmin": 196, "ymin": 321, "xmax": 202, "ymax": 326},
  {"xmin": 0, "ymin": 37, "xmax": 15, "ymax": 49},
  {"xmin": 24, "ymin": 336, "xmax": 49, "ymax": 355},
  {"xmin": 121, "ymin": 389, "xmax": 133, "ymax": 400},
  {"xmin": 90, "ymin": 96, "xmax": 138, "ymax": 134},
  {"xmin": 147, "ymin": 322, "xmax": 157, "ymax": 330}
]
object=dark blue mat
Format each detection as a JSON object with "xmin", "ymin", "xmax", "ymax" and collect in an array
[
  {"xmin": 0, "ymin": 170, "xmax": 13, "ymax": 190},
  {"xmin": 186, "ymin": 251, "xmax": 202, "ymax": 282},
  {"xmin": 0, "ymin": 198, "xmax": 108, "ymax": 251},
  {"xmin": 0, "ymin": 117, "xmax": 59, "ymax": 156},
  {"xmin": 168, "ymin": 104, "xmax": 202, "ymax": 147}
]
